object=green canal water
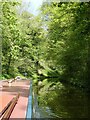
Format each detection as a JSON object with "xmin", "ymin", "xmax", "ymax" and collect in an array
[{"xmin": 33, "ymin": 79, "xmax": 89, "ymax": 118}]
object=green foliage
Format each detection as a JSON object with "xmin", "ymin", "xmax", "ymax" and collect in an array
[
  {"xmin": 39, "ymin": 2, "xmax": 90, "ymax": 90},
  {"xmin": 1, "ymin": 1, "xmax": 89, "ymax": 91},
  {"xmin": 1, "ymin": 0, "xmax": 21, "ymax": 77}
]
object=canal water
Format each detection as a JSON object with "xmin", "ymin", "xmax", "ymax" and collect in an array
[{"xmin": 33, "ymin": 79, "xmax": 89, "ymax": 119}]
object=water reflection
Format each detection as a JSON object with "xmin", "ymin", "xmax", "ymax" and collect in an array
[{"xmin": 33, "ymin": 79, "xmax": 89, "ymax": 118}]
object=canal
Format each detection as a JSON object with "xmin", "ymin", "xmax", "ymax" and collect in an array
[{"xmin": 33, "ymin": 78, "xmax": 89, "ymax": 118}]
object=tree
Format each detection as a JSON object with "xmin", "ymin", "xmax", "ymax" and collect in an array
[
  {"xmin": 2, "ymin": 0, "xmax": 21, "ymax": 77},
  {"xmin": 39, "ymin": 2, "xmax": 90, "ymax": 90}
]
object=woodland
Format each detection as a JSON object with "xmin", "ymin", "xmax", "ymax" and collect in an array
[{"xmin": 0, "ymin": 1, "xmax": 90, "ymax": 91}]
